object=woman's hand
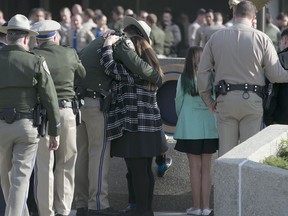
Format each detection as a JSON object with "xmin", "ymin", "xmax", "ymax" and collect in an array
[{"xmin": 103, "ymin": 35, "xmax": 120, "ymax": 47}]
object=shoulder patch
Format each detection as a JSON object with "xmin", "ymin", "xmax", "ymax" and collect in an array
[
  {"xmin": 124, "ymin": 38, "xmax": 135, "ymax": 51},
  {"xmin": 42, "ymin": 61, "xmax": 50, "ymax": 75}
]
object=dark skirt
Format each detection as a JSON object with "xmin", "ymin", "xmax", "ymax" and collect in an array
[
  {"xmin": 175, "ymin": 139, "xmax": 218, "ymax": 155},
  {"xmin": 111, "ymin": 130, "xmax": 168, "ymax": 158}
]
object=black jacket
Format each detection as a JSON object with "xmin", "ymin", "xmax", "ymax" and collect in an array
[{"xmin": 264, "ymin": 48, "xmax": 288, "ymax": 125}]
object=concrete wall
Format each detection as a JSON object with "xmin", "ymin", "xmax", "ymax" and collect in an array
[{"xmin": 214, "ymin": 125, "xmax": 288, "ymax": 216}]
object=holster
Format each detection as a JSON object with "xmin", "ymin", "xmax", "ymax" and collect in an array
[
  {"xmin": 72, "ymin": 98, "xmax": 82, "ymax": 126},
  {"xmin": 263, "ymin": 82, "xmax": 274, "ymax": 110},
  {"xmin": 99, "ymin": 89, "xmax": 112, "ymax": 112},
  {"xmin": 33, "ymin": 103, "xmax": 47, "ymax": 137}
]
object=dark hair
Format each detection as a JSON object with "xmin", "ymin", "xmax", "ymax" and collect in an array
[
  {"xmin": 163, "ymin": 7, "xmax": 173, "ymax": 15},
  {"xmin": 130, "ymin": 35, "xmax": 163, "ymax": 90},
  {"xmin": 206, "ymin": 9, "xmax": 214, "ymax": 14},
  {"xmin": 281, "ymin": 28, "xmax": 288, "ymax": 38},
  {"xmin": 181, "ymin": 46, "xmax": 203, "ymax": 96},
  {"xmin": 84, "ymin": 8, "xmax": 95, "ymax": 19},
  {"xmin": 197, "ymin": 8, "xmax": 206, "ymax": 16},
  {"xmin": 235, "ymin": 1, "xmax": 256, "ymax": 19},
  {"xmin": 112, "ymin": 5, "xmax": 124, "ymax": 16},
  {"xmin": 276, "ymin": 12, "xmax": 288, "ymax": 20},
  {"xmin": 7, "ymin": 30, "xmax": 28, "ymax": 44}
]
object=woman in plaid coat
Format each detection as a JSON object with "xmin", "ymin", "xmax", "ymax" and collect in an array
[{"xmin": 98, "ymin": 31, "xmax": 167, "ymax": 216}]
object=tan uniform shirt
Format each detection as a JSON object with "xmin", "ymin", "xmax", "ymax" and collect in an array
[
  {"xmin": 195, "ymin": 24, "xmax": 226, "ymax": 47},
  {"xmin": 198, "ymin": 19, "xmax": 288, "ymax": 108},
  {"xmin": 67, "ymin": 26, "xmax": 95, "ymax": 52}
]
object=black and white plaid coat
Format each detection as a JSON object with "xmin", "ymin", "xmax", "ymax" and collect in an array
[{"xmin": 98, "ymin": 46, "xmax": 163, "ymax": 141}]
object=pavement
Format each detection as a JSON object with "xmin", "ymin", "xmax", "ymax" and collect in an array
[
  {"xmin": 69, "ymin": 210, "xmax": 188, "ymax": 215},
  {"xmin": 0, "ymin": 137, "xmax": 216, "ymax": 216},
  {"xmin": 69, "ymin": 137, "xmax": 216, "ymax": 216}
]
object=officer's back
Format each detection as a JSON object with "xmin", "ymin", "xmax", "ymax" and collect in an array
[
  {"xmin": 33, "ymin": 40, "xmax": 86, "ymax": 99},
  {"xmin": 78, "ymin": 35, "xmax": 112, "ymax": 92},
  {"xmin": 0, "ymin": 14, "xmax": 60, "ymax": 216}
]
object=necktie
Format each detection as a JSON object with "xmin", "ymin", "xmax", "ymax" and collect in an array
[{"xmin": 73, "ymin": 30, "xmax": 77, "ymax": 50}]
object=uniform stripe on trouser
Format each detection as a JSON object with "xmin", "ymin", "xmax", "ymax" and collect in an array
[{"xmin": 96, "ymin": 112, "xmax": 108, "ymax": 209}]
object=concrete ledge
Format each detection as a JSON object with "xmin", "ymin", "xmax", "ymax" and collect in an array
[{"xmin": 214, "ymin": 125, "xmax": 288, "ymax": 216}]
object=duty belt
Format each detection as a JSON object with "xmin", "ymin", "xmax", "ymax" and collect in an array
[
  {"xmin": 0, "ymin": 112, "xmax": 33, "ymax": 120},
  {"xmin": 215, "ymin": 83, "xmax": 265, "ymax": 99},
  {"xmin": 85, "ymin": 90, "xmax": 101, "ymax": 99},
  {"xmin": 58, "ymin": 100, "xmax": 73, "ymax": 108}
]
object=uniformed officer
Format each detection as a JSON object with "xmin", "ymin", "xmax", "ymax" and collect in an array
[
  {"xmin": 197, "ymin": 1, "xmax": 288, "ymax": 156},
  {"xmin": 146, "ymin": 13, "xmax": 166, "ymax": 58},
  {"xmin": 31, "ymin": 20, "xmax": 86, "ymax": 216},
  {"xmin": 75, "ymin": 16, "xmax": 162, "ymax": 216},
  {"xmin": 0, "ymin": 14, "xmax": 60, "ymax": 216},
  {"xmin": 0, "ymin": 22, "xmax": 7, "ymax": 48}
]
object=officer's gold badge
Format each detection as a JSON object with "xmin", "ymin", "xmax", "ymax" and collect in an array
[{"xmin": 43, "ymin": 61, "xmax": 50, "ymax": 75}]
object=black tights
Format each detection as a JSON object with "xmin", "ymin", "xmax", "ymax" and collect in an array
[{"xmin": 124, "ymin": 157, "xmax": 154, "ymax": 213}]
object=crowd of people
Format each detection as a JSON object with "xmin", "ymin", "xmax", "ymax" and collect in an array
[
  {"xmin": 0, "ymin": 1, "xmax": 288, "ymax": 216},
  {"xmin": 0, "ymin": 2, "xmax": 288, "ymax": 55}
]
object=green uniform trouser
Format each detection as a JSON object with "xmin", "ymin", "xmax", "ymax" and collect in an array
[
  {"xmin": 75, "ymin": 97, "xmax": 110, "ymax": 210},
  {"xmin": 216, "ymin": 91, "xmax": 263, "ymax": 156},
  {"xmin": 0, "ymin": 119, "xmax": 39, "ymax": 216},
  {"xmin": 35, "ymin": 108, "xmax": 77, "ymax": 216}
]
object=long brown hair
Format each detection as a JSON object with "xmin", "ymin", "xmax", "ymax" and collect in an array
[
  {"xmin": 130, "ymin": 35, "xmax": 163, "ymax": 90},
  {"xmin": 182, "ymin": 46, "xmax": 203, "ymax": 96}
]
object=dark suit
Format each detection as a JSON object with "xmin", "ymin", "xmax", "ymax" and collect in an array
[{"xmin": 264, "ymin": 47, "xmax": 288, "ymax": 125}]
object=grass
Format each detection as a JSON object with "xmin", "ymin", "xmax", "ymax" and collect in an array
[{"xmin": 263, "ymin": 139, "xmax": 288, "ymax": 170}]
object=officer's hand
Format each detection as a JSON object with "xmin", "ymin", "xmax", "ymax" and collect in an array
[
  {"xmin": 104, "ymin": 35, "xmax": 120, "ymax": 47},
  {"xmin": 48, "ymin": 136, "xmax": 59, "ymax": 151},
  {"xmin": 210, "ymin": 102, "xmax": 217, "ymax": 113},
  {"xmin": 102, "ymin": 30, "xmax": 115, "ymax": 39}
]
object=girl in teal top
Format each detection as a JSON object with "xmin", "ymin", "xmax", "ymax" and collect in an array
[{"xmin": 174, "ymin": 46, "xmax": 218, "ymax": 216}]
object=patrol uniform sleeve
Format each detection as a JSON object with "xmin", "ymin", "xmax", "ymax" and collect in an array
[
  {"xmin": 73, "ymin": 49, "xmax": 86, "ymax": 80},
  {"xmin": 113, "ymin": 39, "xmax": 162, "ymax": 87},
  {"xmin": 197, "ymin": 39, "xmax": 215, "ymax": 108},
  {"xmin": 36, "ymin": 57, "xmax": 60, "ymax": 137}
]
